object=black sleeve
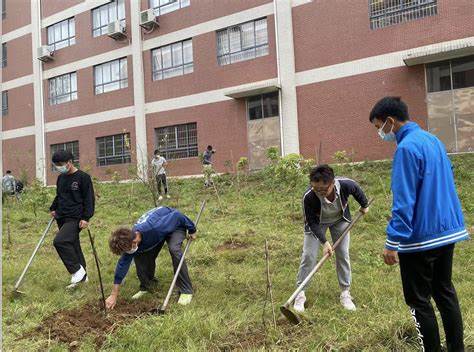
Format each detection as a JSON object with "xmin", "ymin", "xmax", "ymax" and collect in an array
[
  {"xmin": 50, "ymin": 178, "xmax": 59, "ymax": 211},
  {"xmin": 348, "ymin": 180, "xmax": 369, "ymax": 208},
  {"xmin": 81, "ymin": 173, "xmax": 95, "ymax": 221},
  {"xmin": 304, "ymin": 196, "xmax": 327, "ymax": 244}
]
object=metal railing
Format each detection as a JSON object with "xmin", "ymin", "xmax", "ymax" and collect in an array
[{"xmin": 369, "ymin": 0, "xmax": 437, "ymax": 29}]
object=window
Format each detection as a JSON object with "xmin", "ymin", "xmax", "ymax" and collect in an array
[
  {"xmin": 94, "ymin": 58, "xmax": 128, "ymax": 95},
  {"xmin": 96, "ymin": 133, "xmax": 131, "ymax": 166},
  {"xmin": 51, "ymin": 141, "xmax": 80, "ymax": 169},
  {"xmin": 49, "ymin": 72, "xmax": 78, "ymax": 105},
  {"xmin": 92, "ymin": 0, "xmax": 125, "ymax": 37},
  {"xmin": 150, "ymin": 0, "xmax": 190, "ymax": 16},
  {"xmin": 152, "ymin": 39, "xmax": 193, "ymax": 81},
  {"xmin": 2, "ymin": 91, "xmax": 8, "ymax": 116},
  {"xmin": 217, "ymin": 18, "xmax": 268, "ymax": 66},
  {"xmin": 48, "ymin": 18, "xmax": 75, "ymax": 51},
  {"xmin": 369, "ymin": 0, "xmax": 437, "ymax": 30},
  {"xmin": 427, "ymin": 55, "xmax": 474, "ymax": 93},
  {"xmin": 2, "ymin": 0, "xmax": 6, "ymax": 19},
  {"xmin": 1, "ymin": 43, "xmax": 6, "ymax": 68},
  {"xmin": 247, "ymin": 92, "xmax": 279, "ymax": 120},
  {"xmin": 155, "ymin": 123, "xmax": 198, "ymax": 160}
]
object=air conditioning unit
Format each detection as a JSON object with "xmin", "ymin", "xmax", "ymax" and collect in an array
[
  {"xmin": 107, "ymin": 20, "xmax": 127, "ymax": 40},
  {"xmin": 140, "ymin": 9, "xmax": 159, "ymax": 31},
  {"xmin": 37, "ymin": 45, "xmax": 54, "ymax": 62}
]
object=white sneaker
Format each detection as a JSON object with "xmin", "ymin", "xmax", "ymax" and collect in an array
[
  {"xmin": 293, "ymin": 291, "xmax": 306, "ymax": 312},
  {"xmin": 66, "ymin": 266, "xmax": 87, "ymax": 289},
  {"xmin": 131, "ymin": 290, "xmax": 148, "ymax": 300},
  {"xmin": 340, "ymin": 290, "xmax": 356, "ymax": 311},
  {"xmin": 177, "ymin": 294, "xmax": 193, "ymax": 305},
  {"xmin": 158, "ymin": 195, "xmax": 163, "ymax": 201}
]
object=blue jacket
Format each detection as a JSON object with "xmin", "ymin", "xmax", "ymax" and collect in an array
[
  {"xmin": 113, "ymin": 207, "xmax": 196, "ymax": 284},
  {"xmin": 385, "ymin": 122, "xmax": 469, "ymax": 253}
]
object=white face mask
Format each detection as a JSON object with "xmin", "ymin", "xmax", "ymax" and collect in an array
[
  {"xmin": 54, "ymin": 164, "xmax": 69, "ymax": 174},
  {"xmin": 125, "ymin": 245, "xmax": 138, "ymax": 255},
  {"xmin": 378, "ymin": 120, "xmax": 396, "ymax": 142}
]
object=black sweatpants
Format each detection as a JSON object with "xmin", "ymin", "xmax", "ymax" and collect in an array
[
  {"xmin": 399, "ymin": 244, "xmax": 464, "ymax": 352},
  {"xmin": 53, "ymin": 218, "xmax": 86, "ymax": 274},
  {"xmin": 134, "ymin": 230, "xmax": 193, "ymax": 294},
  {"xmin": 156, "ymin": 174, "xmax": 168, "ymax": 195}
]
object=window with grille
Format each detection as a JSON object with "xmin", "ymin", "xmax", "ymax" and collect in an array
[
  {"xmin": 369, "ymin": 0, "xmax": 437, "ymax": 30},
  {"xmin": 2, "ymin": 0, "xmax": 6, "ymax": 19},
  {"xmin": 49, "ymin": 72, "xmax": 78, "ymax": 105},
  {"xmin": 155, "ymin": 123, "xmax": 198, "ymax": 160},
  {"xmin": 152, "ymin": 39, "xmax": 193, "ymax": 81},
  {"xmin": 48, "ymin": 18, "xmax": 75, "ymax": 51},
  {"xmin": 2, "ymin": 91, "xmax": 8, "ymax": 116},
  {"xmin": 51, "ymin": 141, "xmax": 80, "ymax": 169},
  {"xmin": 247, "ymin": 92, "xmax": 279, "ymax": 120},
  {"xmin": 150, "ymin": 0, "xmax": 190, "ymax": 16},
  {"xmin": 96, "ymin": 133, "xmax": 131, "ymax": 166},
  {"xmin": 94, "ymin": 58, "xmax": 128, "ymax": 95},
  {"xmin": 216, "ymin": 18, "xmax": 268, "ymax": 66},
  {"xmin": 1, "ymin": 43, "xmax": 6, "ymax": 68},
  {"xmin": 92, "ymin": 0, "xmax": 125, "ymax": 37}
]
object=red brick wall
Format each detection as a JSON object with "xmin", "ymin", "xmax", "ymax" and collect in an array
[
  {"xmin": 43, "ymin": 56, "xmax": 134, "ymax": 123},
  {"xmin": 2, "ymin": 135, "xmax": 36, "ymax": 183},
  {"xmin": 143, "ymin": 16, "xmax": 277, "ymax": 102},
  {"xmin": 2, "ymin": 84, "xmax": 35, "ymax": 130},
  {"xmin": 2, "ymin": 0, "xmax": 30, "ymax": 33},
  {"xmin": 145, "ymin": 99, "xmax": 248, "ymax": 176},
  {"xmin": 41, "ymin": 0, "xmax": 83, "ymax": 18},
  {"xmin": 293, "ymin": 0, "xmax": 474, "ymax": 71},
  {"xmin": 45, "ymin": 117, "xmax": 136, "ymax": 185},
  {"xmin": 297, "ymin": 66, "xmax": 428, "ymax": 163},
  {"xmin": 2, "ymin": 35, "xmax": 32, "ymax": 82}
]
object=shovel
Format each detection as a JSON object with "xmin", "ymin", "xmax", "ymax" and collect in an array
[
  {"xmin": 151, "ymin": 200, "xmax": 206, "ymax": 314},
  {"xmin": 280, "ymin": 198, "xmax": 374, "ymax": 324},
  {"xmin": 13, "ymin": 218, "xmax": 55, "ymax": 295},
  {"xmin": 87, "ymin": 228, "xmax": 107, "ymax": 315}
]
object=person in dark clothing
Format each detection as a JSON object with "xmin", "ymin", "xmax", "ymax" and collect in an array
[
  {"xmin": 202, "ymin": 145, "xmax": 215, "ymax": 187},
  {"xmin": 370, "ymin": 97, "xmax": 469, "ymax": 352},
  {"xmin": 105, "ymin": 206, "xmax": 197, "ymax": 309},
  {"xmin": 49, "ymin": 150, "xmax": 95, "ymax": 289}
]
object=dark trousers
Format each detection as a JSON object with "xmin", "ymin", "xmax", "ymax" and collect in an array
[
  {"xmin": 134, "ymin": 230, "xmax": 193, "ymax": 294},
  {"xmin": 53, "ymin": 218, "xmax": 86, "ymax": 274},
  {"xmin": 399, "ymin": 244, "xmax": 464, "ymax": 352},
  {"xmin": 156, "ymin": 174, "xmax": 168, "ymax": 195}
]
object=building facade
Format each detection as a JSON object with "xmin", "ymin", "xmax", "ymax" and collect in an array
[{"xmin": 1, "ymin": 0, "xmax": 473, "ymax": 185}]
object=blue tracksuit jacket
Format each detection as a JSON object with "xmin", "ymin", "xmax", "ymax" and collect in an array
[{"xmin": 385, "ymin": 122, "xmax": 469, "ymax": 253}]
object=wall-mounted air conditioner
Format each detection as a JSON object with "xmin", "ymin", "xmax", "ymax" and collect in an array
[
  {"xmin": 140, "ymin": 9, "xmax": 159, "ymax": 31},
  {"xmin": 38, "ymin": 46, "xmax": 54, "ymax": 62},
  {"xmin": 107, "ymin": 20, "xmax": 127, "ymax": 40}
]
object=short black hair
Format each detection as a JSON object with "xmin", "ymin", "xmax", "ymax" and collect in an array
[
  {"xmin": 309, "ymin": 164, "xmax": 334, "ymax": 184},
  {"xmin": 6, "ymin": 170, "xmax": 11, "ymax": 174},
  {"xmin": 52, "ymin": 150, "xmax": 74, "ymax": 164},
  {"xmin": 369, "ymin": 96, "xmax": 409, "ymax": 123},
  {"xmin": 207, "ymin": 145, "xmax": 213, "ymax": 150},
  {"xmin": 154, "ymin": 149, "xmax": 159, "ymax": 155}
]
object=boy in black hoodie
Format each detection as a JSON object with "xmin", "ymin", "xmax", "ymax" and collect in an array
[{"xmin": 50, "ymin": 150, "xmax": 95, "ymax": 289}]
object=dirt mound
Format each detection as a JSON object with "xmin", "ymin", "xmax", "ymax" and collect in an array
[
  {"xmin": 25, "ymin": 299, "xmax": 157, "ymax": 350},
  {"xmin": 216, "ymin": 239, "xmax": 250, "ymax": 251}
]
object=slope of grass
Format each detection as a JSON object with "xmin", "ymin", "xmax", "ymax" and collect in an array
[{"xmin": 2, "ymin": 154, "xmax": 473, "ymax": 351}]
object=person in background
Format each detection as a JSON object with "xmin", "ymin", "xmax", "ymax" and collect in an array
[
  {"xmin": 50, "ymin": 150, "xmax": 95, "ymax": 289},
  {"xmin": 202, "ymin": 145, "xmax": 215, "ymax": 187},
  {"xmin": 152, "ymin": 149, "xmax": 170, "ymax": 201},
  {"xmin": 369, "ymin": 96, "xmax": 469, "ymax": 352},
  {"xmin": 2, "ymin": 170, "xmax": 16, "ymax": 197}
]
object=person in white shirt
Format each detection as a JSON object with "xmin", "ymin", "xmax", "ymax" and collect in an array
[
  {"xmin": 2, "ymin": 170, "xmax": 16, "ymax": 196},
  {"xmin": 151, "ymin": 150, "xmax": 170, "ymax": 201}
]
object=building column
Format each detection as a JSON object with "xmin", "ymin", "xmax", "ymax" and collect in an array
[
  {"xmin": 274, "ymin": 0, "xmax": 300, "ymax": 155},
  {"xmin": 130, "ymin": 1, "xmax": 148, "ymax": 179},
  {"xmin": 31, "ymin": 0, "xmax": 46, "ymax": 183}
]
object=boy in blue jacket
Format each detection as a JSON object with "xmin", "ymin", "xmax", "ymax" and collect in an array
[
  {"xmin": 105, "ymin": 206, "xmax": 196, "ymax": 309},
  {"xmin": 370, "ymin": 96, "xmax": 469, "ymax": 352}
]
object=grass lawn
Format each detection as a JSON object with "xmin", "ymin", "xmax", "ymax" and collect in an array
[{"xmin": 2, "ymin": 154, "xmax": 473, "ymax": 351}]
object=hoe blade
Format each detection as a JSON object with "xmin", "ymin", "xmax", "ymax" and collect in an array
[{"xmin": 280, "ymin": 305, "xmax": 302, "ymax": 325}]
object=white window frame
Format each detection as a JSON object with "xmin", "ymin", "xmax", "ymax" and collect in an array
[
  {"xmin": 150, "ymin": 0, "xmax": 190, "ymax": 16},
  {"xmin": 92, "ymin": 0, "xmax": 126, "ymax": 37},
  {"xmin": 96, "ymin": 133, "xmax": 131, "ymax": 166},
  {"xmin": 152, "ymin": 39, "xmax": 193, "ymax": 81},
  {"xmin": 49, "ymin": 72, "xmax": 78, "ymax": 105},
  {"xmin": 47, "ymin": 17, "xmax": 75, "ymax": 51},
  {"xmin": 94, "ymin": 58, "xmax": 128, "ymax": 95}
]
